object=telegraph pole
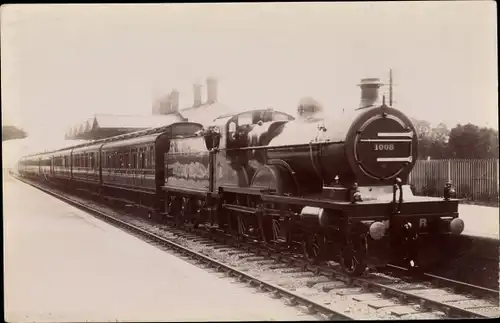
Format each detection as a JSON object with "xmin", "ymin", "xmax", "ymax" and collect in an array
[{"xmin": 389, "ymin": 69, "xmax": 393, "ymax": 107}]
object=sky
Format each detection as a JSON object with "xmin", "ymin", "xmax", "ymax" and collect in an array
[{"xmin": 1, "ymin": 2, "xmax": 498, "ymax": 145}]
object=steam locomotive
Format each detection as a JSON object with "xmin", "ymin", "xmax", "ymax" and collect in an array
[{"xmin": 17, "ymin": 78, "xmax": 464, "ymax": 275}]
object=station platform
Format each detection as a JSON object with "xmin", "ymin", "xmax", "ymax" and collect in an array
[
  {"xmin": 3, "ymin": 175, "xmax": 314, "ymax": 322},
  {"xmin": 459, "ymin": 204, "xmax": 499, "ymax": 241}
]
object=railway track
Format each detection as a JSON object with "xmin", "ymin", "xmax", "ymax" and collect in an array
[{"xmin": 14, "ymin": 175, "xmax": 500, "ymax": 319}]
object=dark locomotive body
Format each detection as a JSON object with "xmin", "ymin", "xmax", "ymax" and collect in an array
[{"xmin": 17, "ymin": 79, "xmax": 464, "ymax": 276}]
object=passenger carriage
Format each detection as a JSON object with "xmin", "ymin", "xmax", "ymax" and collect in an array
[
  {"xmin": 71, "ymin": 143, "xmax": 101, "ymax": 187},
  {"xmin": 99, "ymin": 121, "xmax": 204, "ymax": 215},
  {"xmin": 39, "ymin": 152, "xmax": 52, "ymax": 179},
  {"xmin": 18, "ymin": 154, "xmax": 42, "ymax": 178},
  {"xmin": 52, "ymin": 148, "xmax": 73, "ymax": 182}
]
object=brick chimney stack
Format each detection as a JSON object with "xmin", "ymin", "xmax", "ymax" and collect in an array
[
  {"xmin": 160, "ymin": 94, "xmax": 171, "ymax": 115},
  {"xmin": 206, "ymin": 77, "xmax": 218, "ymax": 104},
  {"xmin": 169, "ymin": 89, "xmax": 179, "ymax": 112},
  {"xmin": 193, "ymin": 83, "xmax": 202, "ymax": 107}
]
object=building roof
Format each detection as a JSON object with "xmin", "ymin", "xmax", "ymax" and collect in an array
[
  {"xmin": 93, "ymin": 113, "xmax": 186, "ymax": 129},
  {"xmin": 65, "ymin": 113, "xmax": 187, "ymax": 140}
]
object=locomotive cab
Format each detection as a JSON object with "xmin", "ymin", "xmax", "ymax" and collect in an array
[{"xmin": 219, "ymin": 109, "xmax": 294, "ymax": 168}]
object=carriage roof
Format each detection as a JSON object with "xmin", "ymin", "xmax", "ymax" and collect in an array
[{"xmin": 100, "ymin": 121, "xmax": 204, "ymax": 151}]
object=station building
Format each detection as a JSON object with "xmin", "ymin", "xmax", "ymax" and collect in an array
[{"xmin": 64, "ymin": 78, "xmax": 233, "ymax": 141}]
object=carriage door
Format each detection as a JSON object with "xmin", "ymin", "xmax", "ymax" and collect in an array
[{"xmin": 140, "ymin": 148, "xmax": 146, "ymax": 186}]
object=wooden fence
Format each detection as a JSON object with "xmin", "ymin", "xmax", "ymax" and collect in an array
[{"xmin": 409, "ymin": 159, "xmax": 499, "ymax": 205}]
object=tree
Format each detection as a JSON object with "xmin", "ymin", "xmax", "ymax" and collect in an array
[
  {"xmin": 411, "ymin": 118, "xmax": 451, "ymax": 159},
  {"xmin": 411, "ymin": 117, "xmax": 498, "ymax": 159},
  {"xmin": 477, "ymin": 127, "xmax": 499, "ymax": 158},
  {"xmin": 411, "ymin": 118, "xmax": 432, "ymax": 159},
  {"xmin": 428, "ymin": 123, "xmax": 450, "ymax": 159},
  {"xmin": 448, "ymin": 123, "xmax": 498, "ymax": 159}
]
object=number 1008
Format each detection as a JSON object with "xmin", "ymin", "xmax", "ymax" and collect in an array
[{"xmin": 374, "ymin": 144, "xmax": 395, "ymax": 151}]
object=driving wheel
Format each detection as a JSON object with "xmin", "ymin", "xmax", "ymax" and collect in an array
[{"xmin": 341, "ymin": 236, "xmax": 368, "ymax": 276}]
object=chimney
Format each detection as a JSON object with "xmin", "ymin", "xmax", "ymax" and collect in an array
[
  {"xmin": 206, "ymin": 77, "xmax": 218, "ymax": 104},
  {"xmin": 170, "ymin": 89, "xmax": 179, "ymax": 112},
  {"xmin": 160, "ymin": 94, "xmax": 171, "ymax": 115},
  {"xmin": 152, "ymin": 97, "xmax": 161, "ymax": 115},
  {"xmin": 357, "ymin": 78, "xmax": 383, "ymax": 110},
  {"xmin": 193, "ymin": 83, "xmax": 202, "ymax": 107}
]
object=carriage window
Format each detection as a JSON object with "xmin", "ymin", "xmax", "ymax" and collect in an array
[
  {"xmin": 151, "ymin": 147, "xmax": 155, "ymax": 168},
  {"xmin": 140, "ymin": 151, "xmax": 145, "ymax": 169},
  {"xmin": 127, "ymin": 151, "xmax": 132, "ymax": 168},
  {"xmin": 145, "ymin": 147, "xmax": 149, "ymax": 168}
]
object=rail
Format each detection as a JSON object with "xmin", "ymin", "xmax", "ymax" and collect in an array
[{"xmin": 13, "ymin": 174, "xmax": 499, "ymax": 319}]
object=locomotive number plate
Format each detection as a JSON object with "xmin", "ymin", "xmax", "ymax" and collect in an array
[{"xmin": 373, "ymin": 143, "xmax": 395, "ymax": 151}]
